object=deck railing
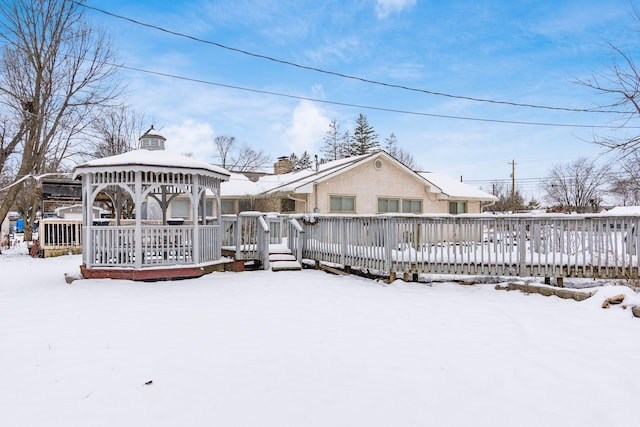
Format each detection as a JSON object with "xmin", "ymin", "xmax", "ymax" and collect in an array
[
  {"xmin": 36, "ymin": 212, "xmax": 640, "ymax": 279},
  {"xmin": 221, "ymin": 212, "xmax": 280, "ymax": 267},
  {"xmin": 293, "ymin": 213, "xmax": 640, "ymax": 280},
  {"xmin": 37, "ymin": 218, "xmax": 83, "ymax": 256}
]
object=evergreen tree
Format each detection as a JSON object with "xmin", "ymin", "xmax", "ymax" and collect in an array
[
  {"xmin": 289, "ymin": 152, "xmax": 299, "ymax": 170},
  {"xmin": 341, "ymin": 129, "xmax": 355, "ymax": 157},
  {"xmin": 289, "ymin": 151, "xmax": 313, "ymax": 171},
  {"xmin": 298, "ymin": 151, "xmax": 312, "ymax": 169},
  {"xmin": 352, "ymin": 113, "xmax": 379, "ymax": 155},
  {"xmin": 384, "ymin": 133, "xmax": 398, "ymax": 157},
  {"xmin": 321, "ymin": 119, "xmax": 342, "ymax": 161}
]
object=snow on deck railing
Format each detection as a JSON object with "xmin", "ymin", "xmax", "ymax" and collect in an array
[{"xmin": 294, "ymin": 213, "xmax": 640, "ymax": 279}]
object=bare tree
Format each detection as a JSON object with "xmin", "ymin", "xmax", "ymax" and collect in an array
[
  {"xmin": 578, "ymin": 6, "xmax": 640, "ymax": 157},
  {"xmin": 228, "ymin": 145, "xmax": 271, "ymax": 172},
  {"xmin": 212, "ymin": 135, "xmax": 269, "ymax": 172},
  {"xmin": 384, "ymin": 133, "xmax": 418, "ymax": 169},
  {"xmin": 483, "ymin": 181, "xmax": 526, "ymax": 212},
  {"xmin": 84, "ymin": 105, "xmax": 146, "ymax": 159},
  {"xmin": 542, "ymin": 157, "xmax": 610, "ymax": 213},
  {"xmin": 0, "ymin": 117, "xmax": 25, "ymax": 177},
  {"xmin": 0, "ymin": 0, "xmax": 121, "ymax": 236},
  {"xmin": 609, "ymin": 155, "xmax": 640, "ymax": 205},
  {"xmin": 213, "ymin": 135, "xmax": 236, "ymax": 169},
  {"xmin": 228, "ymin": 145, "xmax": 270, "ymax": 172}
]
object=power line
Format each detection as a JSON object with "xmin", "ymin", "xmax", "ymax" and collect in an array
[
  {"xmin": 77, "ymin": 1, "xmax": 624, "ymax": 115},
  {"xmin": 115, "ymin": 63, "xmax": 639, "ymax": 129}
]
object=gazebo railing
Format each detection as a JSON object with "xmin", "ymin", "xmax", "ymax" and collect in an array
[{"xmin": 88, "ymin": 223, "xmax": 221, "ymax": 268}]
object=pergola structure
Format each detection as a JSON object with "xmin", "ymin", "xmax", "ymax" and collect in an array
[{"xmin": 73, "ymin": 127, "xmax": 230, "ymax": 280}]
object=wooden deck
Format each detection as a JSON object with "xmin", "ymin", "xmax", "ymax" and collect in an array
[{"xmin": 36, "ymin": 212, "xmax": 640, "ymax": 281}]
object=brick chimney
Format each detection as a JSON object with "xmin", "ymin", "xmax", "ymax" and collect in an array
[{"xmin": 274, "ymin": 156, "xmax": 293, "ymax": 174}]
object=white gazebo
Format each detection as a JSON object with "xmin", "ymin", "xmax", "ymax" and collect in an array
[{"xmin": 73, "ymin": 127, "xmax": 231, "ymax": 280}]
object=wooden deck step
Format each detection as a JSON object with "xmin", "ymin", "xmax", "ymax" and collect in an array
[{"xmin": 269, "ymin": 250, "xmax": 302, "ymax": 271}]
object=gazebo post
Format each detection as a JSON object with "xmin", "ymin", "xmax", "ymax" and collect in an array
[
  {"xmin": 134, "ymin": 171, "xmax": 143, "ymax": 269},
  {"xmin": 82, "ymin": 174, "xmax": 91, "ymax": 267},
  {"xmin": 115, "ymin": 186, "xmax": 121, "ymax": 225},
  {"xmin": 192, "ymin": 174, "xmax": 200, "ymax": 264}
]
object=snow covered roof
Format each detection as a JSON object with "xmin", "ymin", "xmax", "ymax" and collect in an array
[
  {"xmin": 221, "ymin": 172, "xmax": 261, "ymax": 196},
  {"xmin": 419, "ymin": 172, "xmax": 498, "ymax": 202},
  {"xmin": 258, "ymin": 153, "xmax": 385, "ymax": 194},
  {"xmin": 221, "ymin": 151, "xmax": 497, "ymax": 202},
  {"xmin": 73, "ymin": 149, "xmax": 230, "ymax": 179},
  {"xmin": 221, "ymin": 154, "xmax": 372, "ymax": 197},
  {"xmin": 605, "ymin": 206, "xmax": 640, "ymax": 215}
]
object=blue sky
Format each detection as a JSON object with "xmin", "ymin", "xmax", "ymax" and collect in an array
[{"xmin": 84, "ymin": 0, "xmax": 638, "ymax": 198}]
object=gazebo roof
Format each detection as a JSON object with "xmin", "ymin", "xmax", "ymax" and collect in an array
[{"xmin": 73, "ymin": 149, "xmax": 230, "ymax": 180}]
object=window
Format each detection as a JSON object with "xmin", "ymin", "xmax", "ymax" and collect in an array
[
  {"xmin": 172, "ymin": 199, "xmax": 190, "ymax": 218},
  {"xmin": 330, "ymin": 196, "xmax": 355, "ymax": 213},
  {"xmin": 449, "ymin": 201, "xmax": 467, "ymax": 215},
  {"xmin": 221, "ymin": 199, "xmax": 236, "ymax": 215},
  {"xmin": 281, "ymin": 198, "xmax": 295, "ymax": 213},
  {"xmin": 378, "ymin": 198, "xmax": 400, "ymax": 213},
  {"xmin": 238, "ymin": 199, "xmax": 252, "ymax": 212},
  {"xmin": 402, "ymin": 199, "xmax": 422, "ymax": 214},
  {"xmin": 221, "ymin": 198, "xmax": 252, "ymax": 214},
  {"xmin": 378, "ymin": 198, "xmax": 422, "ymax": 214},
  {"xmin": 198, "ymin": 199, "xmax": 214, "ymax": 218}
]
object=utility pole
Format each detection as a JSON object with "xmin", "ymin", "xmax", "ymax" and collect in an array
[{"xmin": 509, "ymin": 159, "xmax": 516, "ymax": 205}]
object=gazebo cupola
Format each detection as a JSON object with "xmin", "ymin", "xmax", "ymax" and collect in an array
[
  {"xmin": 73, "ymin": 127, "xmax": 231, "ymax": 281},
  {"xmin": 139, "ymin": 125, "xmax": 166, "ymax": 151}
]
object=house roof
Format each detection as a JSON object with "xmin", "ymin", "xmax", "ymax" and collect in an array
[
  {"xmin": 222, "ymin": 172, "xmax": 261, "ymax": 196},
  {"xmin": 74, "ymin": 149, "xmax": 230, "ymax": 180},
  {"xmin": 221, "ymin": 151, "xmax": 497, "ymax": 202},
  {"xmin": 605, "ymin": 206, "xmax": 640, "ymax": 215},
  {"xmin": 418, "ymin": 172, "xmax": 498, "ymax": 202}
]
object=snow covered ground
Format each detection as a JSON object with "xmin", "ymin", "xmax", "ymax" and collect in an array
[{"xmin": 2, "ymin": 245, "xmax": 640, "ymax": 427}]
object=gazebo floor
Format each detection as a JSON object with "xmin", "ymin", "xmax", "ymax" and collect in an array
[{"xmin": 80, "ymin": 260, "xmax": 236, "ymax": 281}]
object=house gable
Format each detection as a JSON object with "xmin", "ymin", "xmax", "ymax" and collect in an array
[{"xmin": 313, "ymin": 155, "xmax": 440, "ymax": 214}]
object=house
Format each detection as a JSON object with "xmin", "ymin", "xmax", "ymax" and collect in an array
[
  {"xmin": 54, "ymin": 204, "xmax": 106, "ymax": 220},
  {"xmin": 220, "ymin": 151, "xmax": 497, "ymax": 215},
  {"xmin": 40, "ymin": 178, "xmax": 82, "ymax": 215}
]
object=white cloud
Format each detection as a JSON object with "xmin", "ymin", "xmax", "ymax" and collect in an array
[
  {"xmin": 282, "ymin": 100, "xmax": 330, "ymax": 154},
  {"xmin": 160, "ymin": 119, "xmax": 216, "ymax": 161},
  {"xmin": 375, "ymin": 0, "xmax": 416, "ymax": 19}
]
